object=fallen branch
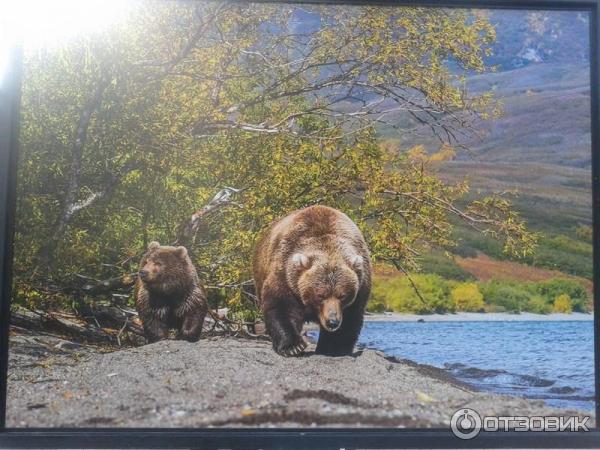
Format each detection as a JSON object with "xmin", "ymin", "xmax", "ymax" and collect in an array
[{"xmin": 206, "ymin": 309, "xmax": 267, "ymax": 340}]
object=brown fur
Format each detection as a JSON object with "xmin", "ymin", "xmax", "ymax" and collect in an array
[
  {"xmin": 253, "ymin": 205, "xmax": 372, "ymax": 356},
  {"xmin": 135, "ymin": 242, "xmax": 207, "ymax": 343}
]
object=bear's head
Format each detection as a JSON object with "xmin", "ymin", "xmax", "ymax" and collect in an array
[
  {"xmin": 138, "ymin": 241, "xmax": 194, "ymax": 294},
  {"xmin": 289, "ymin": 252, "xmax": 364, "ymax": 332}
]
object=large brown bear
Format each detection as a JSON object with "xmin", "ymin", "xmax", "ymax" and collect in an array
[
  {"xmin": 253, "ymin": 205, "xmax": 372, "ymax": 357},
  {"xmin": 135, "ymin": 241, "xmax": 207, "ymax": 343}
]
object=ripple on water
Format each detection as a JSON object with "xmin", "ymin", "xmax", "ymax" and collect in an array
[{"xmin": 354, "ymin": 320, "xmax": 595, "ymax": 411}]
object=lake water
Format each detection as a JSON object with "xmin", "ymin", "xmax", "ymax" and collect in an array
[{"xmin": 355, "ymin": 320, "xmax": 595, "ymax": 411}]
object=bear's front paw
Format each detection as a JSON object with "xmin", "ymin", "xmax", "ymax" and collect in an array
[{"xmin": 275, "ymin": 337, "xmax": 307, "ymax": 357}]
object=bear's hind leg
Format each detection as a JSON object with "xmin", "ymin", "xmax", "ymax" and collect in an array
[{"xmin": 263, "ymin": 289, "xmax": 306, "ymax": 357}]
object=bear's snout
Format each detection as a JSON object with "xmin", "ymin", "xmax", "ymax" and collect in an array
[
  {"xmin": 325, "ymin": 318, "xmax": 340, "ymax": 330},
  {"xmin": 320, "ymin": 298, "xmax": 342, "ymax": 332},
  {"xmin": 138, "ymin": 269, "xmax": 149, "ymax": 280}
]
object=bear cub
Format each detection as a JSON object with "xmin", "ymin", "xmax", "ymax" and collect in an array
[
  {"xmin": 135, "ymin": 241, "xmax": 207, "ymax": 343},
  {"xmin": 253, "ymin": 205, "xmax": 372, "ymax": 357}
]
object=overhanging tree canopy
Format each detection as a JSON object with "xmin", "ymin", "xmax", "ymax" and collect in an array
[{"xmin": 14, "ymin": 2, "xmax": 536, "ymax": 318}]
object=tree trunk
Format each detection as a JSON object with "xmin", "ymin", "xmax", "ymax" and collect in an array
[{"xmin": 37, "ymin": 74, "xmax": 112, "ymax": 269}]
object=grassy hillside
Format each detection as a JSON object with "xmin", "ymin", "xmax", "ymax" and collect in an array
[
  {"xmin": 382, "ymin": 63, "xmax": 591, "ymax": 168},
  {"xmin": 414, "ymin": 64, "xmax": 589, "ymax": 259},
  {"xmin": 462, "ymin": 63, "xmax": 591, "ymax": 168},
  {"xmin": 454, "ymin": 252, "xmax": 592, "ymax": 292},
  {"xmin": 371, "ymin": 62, "xmax": 593, "ymax": 313}
]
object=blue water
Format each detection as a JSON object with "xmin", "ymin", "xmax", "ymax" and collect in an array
[{"xmin": 354, "ymin": 320, "xmax": 594, "ymax": 411}]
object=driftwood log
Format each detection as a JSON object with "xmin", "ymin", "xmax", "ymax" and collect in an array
[
  {"xmin": 10, "ymin": 305, "xmax": 265, "ymax": 347},
  {"xmin": 80, "ymin": 273, "xmax": 137, "ymax": 295},
  {"xmin": 10, "ymin": 307, "xmax": 123, "ymax": 345}
]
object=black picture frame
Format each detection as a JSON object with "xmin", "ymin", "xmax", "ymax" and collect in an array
[{"xmin": 0, "ymin": 0, "xmax": 599, "ymax": 447}]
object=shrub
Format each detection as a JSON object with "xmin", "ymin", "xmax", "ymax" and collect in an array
[
  {"xmin": 530, "ymin": 245, "xmax": 593, "ymax": 279},
  {"xmin": 451, "ymin": 226, "xmax": 505, "ymax": 260},
  {"xmin": 451, "ymin": 283, "xmax": 485, "ymax": 312},
  {"xmin": 479, "ymin": 280, "xmax": 532, "ymax": 313},
  {"xmin": 535, "ymin": 279, "xmax": 589, "ymax": 312},
  {"xmin": 575, "ymin": 225, "xmax": 592, "ymax": 242},
  {"xmin": 366, "ymin": 296, "xmax": 387, "ymax": 313},
  {"xmin": 553, "ymin": 294, "xmax": 573, "ymax": 313},
  {"xmin": 527, "ymin": 295, "xmax": 552, "ymax": 314},
  {"xmin": 419, "ymin": 253, "xmax": 474, "ymax": 281},
  {"xmin": 544, "ymin": 235, "xmax": 593, "ymax": 256},
  {"xmin": 371, "ymin": 274, "xmax": 453, "ymax": 314},
  {"xmin": 484, "ymin": 304, "xmax": 507, "ymax": 313}
]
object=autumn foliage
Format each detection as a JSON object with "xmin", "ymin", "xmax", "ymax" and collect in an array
[{"xmin": 14, "ymin": 2, "xmax": 537, "ymax": 318}]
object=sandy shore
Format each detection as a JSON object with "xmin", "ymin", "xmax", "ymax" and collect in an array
[
  {"xmin": 364, "ymin": 311, "xmax": 594, "ymax": 322},
  {"xmin": 6, "ymin": 330, "xmax": 593, "ymax": 428}
]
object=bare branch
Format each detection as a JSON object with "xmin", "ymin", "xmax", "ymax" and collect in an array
[
  {"xmin": 175, "ymin": 187, "xmax": 244, "ymax": 247},
  {"xmin": 389, "ymin": 260, "xmax": 428, "ymax": 309}
]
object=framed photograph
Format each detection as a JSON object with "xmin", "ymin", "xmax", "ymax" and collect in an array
[{"xmin": 0, "ymin": 0, "xmax": 599, "ymax": 447}]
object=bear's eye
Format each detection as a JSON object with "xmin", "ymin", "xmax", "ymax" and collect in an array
[
  {"xmin": 154, "ymin": 261, "xmax": 162, "ymax": 267},
  {"xmin": 340, "ymin": 292, "xmax": 354, "ymax": 303}
]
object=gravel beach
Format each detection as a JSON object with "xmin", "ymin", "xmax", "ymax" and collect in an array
[{"xmin": 5, "ymin": 330, "xmax": 593, "ymax": 428}]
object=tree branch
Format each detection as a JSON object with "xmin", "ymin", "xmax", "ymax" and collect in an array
[{"xmin": 175, "ymin": 187, "xmax": 244, "ymax": 248}]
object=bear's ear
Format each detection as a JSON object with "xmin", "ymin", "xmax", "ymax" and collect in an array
[
  {"xmin": 350, "ymin": 254, "xmax": 364, "ymax": 270},
  {"xmin": 148, "ymin": 241, "xmax": 160, "ymax": 251},
  {"xmin": 175, "ymin": 246, "xmax": 188, "ymax": 258},
  {"xmin": 292, "ymin": 253, "xmax": 311, "ymax": 270}
]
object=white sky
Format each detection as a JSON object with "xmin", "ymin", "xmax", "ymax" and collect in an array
[{"xmin": 0, "ymin": 0, "xmax": 136, "ymax": 82}]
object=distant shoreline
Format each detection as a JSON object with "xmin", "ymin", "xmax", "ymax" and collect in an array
[{"xmin": 364, "ymin": 311, "xmax": 594, "ymax": 322}]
